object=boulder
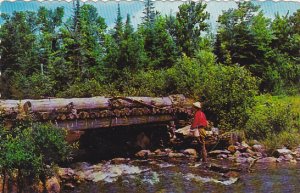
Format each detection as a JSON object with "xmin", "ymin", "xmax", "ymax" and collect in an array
[
  {"xmin": 209, "ymin": 150, "xmax": 231, "ymax": 156},
  {"xmin": 252, "ymin": 144, "xmax": 264, "ymax": 152},
  {"xmin": 227, "ymin": 145, "xmax": 236, "ymax": 153},
  {"xmin": 64, "ymin": 183, "xmax": 75, "ymax": 189},
  {"xmin": 154, "ymin": 149, "xmax": 162, "ymax": 154},
  {"xmin": 111, "ymin": 158, "xmax": 130, "ymax": 164},
  {"xmin": 58, "ymin": 168, "xmax": 75, "ymax": 181},
  {"xmin": 168, "ymin": 152, "xmax": 185, "ymax": 158},
  {"xmin": 236, "ymin": 157, "xmax": 247, "ymax": 163},
  {"xmin": 217, "ymin": 154, "xmax": 228, "ymax": 159},
  {"xmin": 183, "ymin": 149, "xmax": 198, "ymax": 157},
  {"xmin": 284, "ymin": 154, "xmax": 293, "ymax": 161},
  {"xmin": 290, "ymin": 159, "xmax": 297, "ymax": 163},
  {"xmin": 235, "ymin": 141, "xmax": 250, "ymax": 152},
  {"xmin": 135, "ymin": 150, "xmax": 151, "ymax": 158},
  {"xmin": 246, "ymin": 157, "xmax": 256, "ymax": 163},
  {"xmin": 46, "ymin": 176, "xmax": 60, "ymax": 193},
  {"xmin": 273, "ymin": 148, "xmax": 292, "ymax": 158},
  {"xmin": 256, "ymin": 157, "xmax": 277, "ymax": 163},
  {"xmin": 224, "ymin": 171, "xmax": 240, "ymax": 178}
]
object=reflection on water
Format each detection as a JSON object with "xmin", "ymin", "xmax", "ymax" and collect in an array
[{"xmin": 63, "ymin": 161, "xmax": 300, "ymax": 193}]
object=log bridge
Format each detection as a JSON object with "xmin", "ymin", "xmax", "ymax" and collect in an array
[{"xmin": 0, "ymin": 95, "xmax": 193, "ymax": 142}]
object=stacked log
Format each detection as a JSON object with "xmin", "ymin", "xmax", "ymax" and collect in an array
[{"xmin": 0, "ymin": 95, "xmax": 193, "ymax": 131}]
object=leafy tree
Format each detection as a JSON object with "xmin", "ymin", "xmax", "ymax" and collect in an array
[
  {"xmin": 215, "ymin": 2, "xmax": 261, "ymax": 66},
  {"xmin": 174, "ymin": 1, "xmax": 209, "ymax": 57}
]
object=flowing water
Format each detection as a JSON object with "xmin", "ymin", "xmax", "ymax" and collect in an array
[{"xmin": 62, "ymin": 159, "xmax": 300, "ymax": 193}]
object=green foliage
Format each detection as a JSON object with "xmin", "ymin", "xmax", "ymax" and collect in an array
[
  {"xmin": 56, "ymin": 79, "xmax": 109, "ymax": 98},
  {"xmin": 245, "ymin": 95, "xmax": 300, "ymax": 142},
  {"xmin": 263, "ymin": 131, "xmax": 300, "ymax": 151},
  {"xmin": 215, "ymin": 2, "xmax": 300, "ymax": 93},
  {"xmin": 174, "ymin": 1, "xmax": 210, "ymax": 57},
  {"xmin": 165, "ymin": 54, "xmax": 259, "ymax": 130},
  {"xmin": 0, "ymin": 121, "xmax": 74, "ymax": 190},
  {"xmin": 10, "ymin": 72, "xmax": 56, "ymax": 99}
]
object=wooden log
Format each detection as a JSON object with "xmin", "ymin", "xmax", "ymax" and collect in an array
[
  {"xmin": 0, "ymin": 95, "xmax": 191, "ymax": 115},
  {"xmin": 57, "ymin": 114, "xmax": 175, "ymax": 131}
]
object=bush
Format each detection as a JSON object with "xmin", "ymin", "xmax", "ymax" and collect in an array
[
  {"xmin": 10, "ymin": 72, "xmax": 56, "ymax": 99},
  {"xmin": 263, "ymin": 131, "xmax": 300, "ymax": 152},
  {"xmin": 165, "ymin": 55, "xmax": 259, "ymax": 130},
  {"xmin": 56, "ymin": 78, "xmax": 112, "ymax": 98},
  {"xmin": 245, "ymin": 95, "xmax": 300, "ymax": 147},
  {"xmin": 121, "ymin": 69, "xmax": 168, "ymax": 96},
  {"xmin": 0, "ymin": 122, "xmax": 75, "ymax": 192}
]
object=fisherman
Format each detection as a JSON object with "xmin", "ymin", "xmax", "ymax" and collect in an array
[{"xmin": 190, "ymin": 102, "xmax": 208, "ymax": 162}]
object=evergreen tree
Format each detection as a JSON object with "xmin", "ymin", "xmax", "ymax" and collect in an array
[{"xmin": 142, "ymin": 0, "xmax": 156, "ymax": 26}]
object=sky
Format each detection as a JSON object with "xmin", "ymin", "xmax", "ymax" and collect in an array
[{"xmin": 0, "ymin": 0, "xmax": 299, "ymax": 31}]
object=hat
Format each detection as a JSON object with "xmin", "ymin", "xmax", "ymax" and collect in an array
[{"xmin": 193, "ymin": 102, "xmax": 202, "ymax": 109}]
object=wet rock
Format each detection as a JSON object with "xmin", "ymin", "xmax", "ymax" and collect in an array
[
  {"xmin": 165, "ymin": 148, "xmax": 173, "ymax": 154},
  {"xmin": 111, "ymin": 158, "xmax": 130, "ymax": 164},
  {"xmin": 296, "ymin": 158, "xmax": 300, "ymax": 161},
  {"xmin": 217, "ymin": 154, "xmax": 228, "ymax": 159},
  {"xmin": 276, "ymin": 157, "xmax": 283, "ymax": 163},
  {"xmin": 293, "ymin": 147, "xmax": 300, "ymax": 157},
  {"xmin": 273, "ymin": 148, "xmax": 292, "ymax": 158},
  {"xmin": 236, "ymin": 157, "xmax": 247, "ymax": 163},
  {"xmin": 209, "ymin": 150, "xmax": 231, "ymax": 156},
  {"xmin": 233, "ymin": 150, "xmax": 241, "ymax": 158},
  {"xmin": 224, "ymin": 171, "xmax": 240, "ymax": 178},
  {"xmin": 256, "ymin": 157, "xmax": 277, "ymax": 163},
  {"xmin": 64, "ymin": 183, "xmax": 75, "ymax": 189},
  {"xmin": 183, "ymin": 148, "xmax": 198, "ymax": 157},
  {"xmin": 252, "ymin": 144, "xmax": 264, "ymax": 152},
  {"xmin": 284, "ymin": 154, "xmax": 293, "ymax": 161},
  {"xmin": 227, "ymin": 145, "xmax": 236, "ymax": 153},
  {"xmin": 154, "ymin": 149, "xmax": 162, "ymax": 154},
  {"xmin": 235, "ymin": 141, "xmax": 250, "ymax": 152},
  {"xmin": 46, "ymin": 176, "xmax": 60, "ymax": 193},
  {"xmin": 241, "ymin": 141, "xmax": 250, "ymax": 149},
  {"xmin": 168, "ymin": 152, "xmax": 185, "ymax": 158},
  {"xmin": 58, "ymin": 168, "xmax": 75, "ymax": 181},
  {"xmin": 254, "ymin": 152, "xmax": 263, "ymax": 158},
  {"xmin": 247, "ymin": 157, "xmax": 255, "ymax": 163},
  {"xmin": 209, "ymin": 163, "xmax": 241, "ymax": 173},
  {"xmin": 135, "ymin": 150, "xmax": 151, "ymax": 158},
  {"xmin": 228, "ymin": 156, "xmax": 235, "ymax": 161},
  {"xmin": 290, "ymin": 159, "xmax": 297, "ymax": 163},
  {"xmin": 240, "ymin": 153, "xmax": 251, "ymax": 158}
]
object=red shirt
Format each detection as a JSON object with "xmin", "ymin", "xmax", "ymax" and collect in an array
[{"xmin": 191, "ymin": 110, "xmax": 208, "ymax": 129}]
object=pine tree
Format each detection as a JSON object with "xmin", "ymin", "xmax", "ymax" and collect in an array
[
  {"xmin": 113, "ymin": 3, "xmax": 123, "ymax": 44},
  {"xmin": 142, "ymin": 0, "xmax": 156, "ymax": 26}
]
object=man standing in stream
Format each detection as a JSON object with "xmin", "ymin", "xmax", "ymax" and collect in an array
[{"xmin": 190, "ymin": 102, "xmax": 208, "ymax": 162}]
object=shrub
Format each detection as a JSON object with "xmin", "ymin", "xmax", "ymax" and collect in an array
[
  {"xmin": 245, "ymin": 95, "xmax": 300, "ymax": 143},
  {"xmin": 0, "ymin": 122, "xmax": 75, "ymax": 192},
  {"xmin": 165, "ymin": 55, "xmax": 259, "ymax": 130}
]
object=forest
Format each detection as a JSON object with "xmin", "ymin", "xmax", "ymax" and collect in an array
[{"xmin": 0, "ymin": 1, "xmax": 299, "ymax": 138}]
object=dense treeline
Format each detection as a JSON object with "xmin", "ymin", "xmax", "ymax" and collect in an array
[{"xmin": 0, "ymin": 1, "xmax": 299, "ymax": 130}]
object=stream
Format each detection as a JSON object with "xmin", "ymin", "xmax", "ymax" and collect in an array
[{"xmin": 61, "ymin": 159, "xmax": 300, "ymax": 193}]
